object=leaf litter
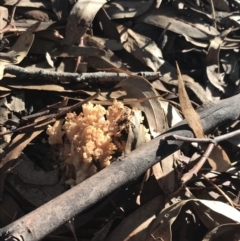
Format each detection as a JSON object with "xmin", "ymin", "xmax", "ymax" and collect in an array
[{"xmin": 1, "ymin": 0, "xmax": 240, "ymax": 240}]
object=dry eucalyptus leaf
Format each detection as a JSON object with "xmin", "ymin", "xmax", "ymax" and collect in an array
[
  {"xmin": 6, "ymin": 173, "xmax": 65, "ymax": 207},
  {"xmin": 0, "ymin": 107, "xmax": 10, "ymax": 125},
  {"xmin": 116, "ymin": 75, "xmax": 167, "ymax": 137},
  {"xmin": 4, "ymin": 93, "xmax": 25, "ymax": 112},
  {"xmin": 84, "ymin": 35, "xmax": 127, "ymax": 69},
  {"xmin": 0, "ymin": 192, "xmax": 24, "ymax": 227},
  {"xmin": 177, "ymin": 63, "xmax": 231, "ymax": 171},
  {"xmin": 137, "ymin": 5, "xmax": 219, "ymax": 42},
  {"xmin": 118, "ymin": 26, "xmax": 164, "ymax": 72},
  {"xmin": 11, "ymin": 158, "xmax": 59, "ymax": 186},
  {"xmin": 206, "ymin": 0, "xmax": 230, "ymax": 12},
  {"xmin": 147, "ymin": 199, "xmax": 240, "ymax": 241},
  {"xmin": 202, "ymin": 223, "xmax": 240, "ymax": 241},
  {"xmin": 160, "ymin": 100, "xmax": 182, "ymax": 127},
  {"xmin": 125, "ymin": 109, "xmax": 149, "ymax": 154},
  {"xmin": 49, "ymin": 44, "xmax": 106, "ymax": 57},
  {"xmin": 206, "ymin": 29, "xmax": 232, "ymax": 93},
  {"xmin": 104, "ymin": 0, "xmax": 154, "ymax": 19},
  {"xmin": 153, "ymin": 152, "xmax": 180, "ymax": 195},
  {"xmin": 0, "ymin": 128, "xmax": 44, "ymax": 196},
  {"xmin": 177, "ymin": 63, "xmax": 205, "ymax": 138},
  {"xmin": 0, "ymin": 6, "xmax": 8, "ymax": 31},
  {"xmin": 64, "ymin": 0, "xmax": 107, "ymax": 44},
  {"xmin": 90, "ymin": 36, "xmax": 123, "ymax": 51},
  {"xmin": 3, "ymin": 0, "xmax": 52, "ymax": 8},
  {"xmin": 0, "ymin": 22, "xmax": 40, "ymax": 79},
  {"xmin": 192, "ymin": 199, "xmax": 240, "ymax": 228},
  {"xmin": 106, "ymin": 195, "xmax": 164, "ymax": 241}
]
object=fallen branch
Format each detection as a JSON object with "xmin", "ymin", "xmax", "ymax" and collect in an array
[
  {"xmin": 1, "ymin": 94, "xmax": 240, "ymax": 241},
  {"xmin": 4, "ymin": 65, "xmax": 159, "ymax": 82}
]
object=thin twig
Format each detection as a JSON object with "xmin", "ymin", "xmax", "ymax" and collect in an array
[
  {"xmin": 201, "ymin": 174, "xmax": 236, "ymax": 207},
  {"xmin": 173, "ymin": 134, "xmax": 216, "ymax": 144},
  {"xmin": 174, "ymin": 129, "xmax": 240, "ymax": 144},
  {"xmin": 0, "ymin": 0, "xmax": 21, "ymax": 34},
  {"xmin": 181, "ymin": 143, "xmax": 215, "ymax": 184}
]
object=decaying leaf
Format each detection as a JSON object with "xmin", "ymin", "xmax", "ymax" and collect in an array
[
  {"xmin": 202, "ymin": 223, "xmax": 240, "ymax": 241},
  {"xmin": 106, "ymin": 195, "xmax": 164, "ymax": 241},
  {"xmin": 177, "ymin": 63, "xmax": 231, "ymax": 171},
  {"xmin": 0, "ymin": 128, "xmax": 44, "ymax": 197},
  {"xmin": 4, "ymin": 92, "xmax": 25, "ymax": 112},
  {"xmin": 84, "ymin": 35, "xmax": 127, "ymax": 69},
  {"xmin": 118, "ymin": 26, "xmax": 164, "ymax": 72},
  {"xmin": 152, "ymin": 152, "xmax": 179, "ymax": 195},
  {"xmin": 49, "ymin": 44, "xmax": 106, "ymax": 58},
  {"xmin": 148, "ymin": 199, "xmax": 240, "ymax": 241},
  {"xmin": 137, "ymin": 5, "xmax": 219, "ymax": 43},
  {"xmin": 124, "ymin": 109, "xmax": 150, "ymax": 154},
  {"xmin": 64, "ymin": 0, "xmax": 107, "ymax": 45},
  {"xmin": 0, "ymin": 22, "xmax": 40, "ymax": 79},
  {"xmin": 104, "ymin": 0, "xmax": 154, "ymax": 19},
  {"xmin": 177, "ymin": 63, "xmax": 205, "ymax": 138},
  {"xmin": 11, "ymin": 157, "xmax": 59, "ymax": 186},
  {"xmin": 116, "ymin": 75, "xmax": 167, "ymax": 137},
  {"xmin": 206, "ymin": 29, "xmax": 232, "ymax": 93},
  {"xmin": 0, "ymin": 192, "xmax": 24, "ymax": 227}
]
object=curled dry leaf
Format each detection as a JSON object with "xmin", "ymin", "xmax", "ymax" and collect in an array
[
  {"xmin": 116, "ymin": 75, "xmax": 167, "ymax": 137},
  {"xmin": 3, "ymin": 92, "xmax": 25, "ymax": 112},
  {"xmin": 11, "ymin": 158, "xmax": 59, "ymax": 186},
  {"xmin": 118, "ymin": 26, "xmax": 164, "ymax": 72},
  {"xmin": 152, "ymin": 152, "xmax": 179, "ymax": 195},
  {"xmin": 0, "ymin": 192, "xmax": 24, "ymax": 227},
  {"xmin": 84, "ymin": 35, "xmax": 127, "ymax": 70},
  {"xmin": 177, "ymin": 63, "xmax": 231, "ymax": 172},
  {"xmin": 137, "ymin": 5, "xmax": 219, "ymax": 43},
  {"xmin": 64, "ymin": 0, "xmax": 107, "ymax": 45},
  {"xmin": 7, "ymin": 172, "xmax": 65, "ymax": 207},
  {"xmin": 0, "ymin": 22, "xmax": 40, "ymax": 79},
  {"xmin": 49, "ymin": 44, "xmax": 106, "ymax": 58},
  {"xmin": 147, "ymin": 199, "xmax": 240, "ymax": 241},
  {"xmin": 106, "ymin": 195, "xmax": 164, "ymax": 241},
  {"xmin": 206, "ymin": 29, "xmax": 232, "ymax": 93},
  {"xmin": 202, "ymin": 223, "xmax": 240, "ymax": 241},
  {"xmin": 104, "ymin": 0, "xmax": 154, "ymax": 19},
  {"xmin": 0, "ymin": 128, "xmax": 44, "ymax": 197},
  {"xmin": 124, "ymin": 109, "xmax": 151, "ymax": 154}
]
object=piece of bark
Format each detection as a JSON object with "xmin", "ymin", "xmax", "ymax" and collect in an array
[{"xmin": 1, "ymin": 94, "xmax": 240, "ymax": 241}]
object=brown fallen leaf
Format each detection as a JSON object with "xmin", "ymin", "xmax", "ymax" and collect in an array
[
  {"xmin": 64, "ymin": 0, "xmax": 107, "ymax": 45},
  {"xmin": 0, "ymin": 21, "xmax": 40, "ymax": 79},
  {"xmin": 104, "ymin": 0, "xmax": 154, "ymax": 19},
  {"xmin": 147, "ymin": 199, "xmax": 240, "ymax": 241},
  {"xmin": 176, "ymin": 62, "xmax": 231, "ymax": 172},
  {"xmin": 137, "ymin": 5, "xmax": 219, "ymax": 43},
  {"xmin": 106, "ymin": 195, "xmax": 164, "ymax": 241},
  {"xmin": 0, "ymin": 128, "xmax": 44, "ymax": 199},
  {"xmin": 118, "ymin": 25, "xmax": 164, "ymax": 72},
  {"xmin": 116, "ymin": 75, "xmax": 167, "ymax": 137}
]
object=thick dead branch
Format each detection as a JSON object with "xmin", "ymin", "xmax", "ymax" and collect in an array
[{"xmin": 1, "ymin": 94, "xmax": 240, "ymax": 241}]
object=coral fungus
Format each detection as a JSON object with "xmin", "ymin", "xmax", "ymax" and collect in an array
[{"xmin": 47, "ymin": 100, "xmax": 135, "ymax": 186}]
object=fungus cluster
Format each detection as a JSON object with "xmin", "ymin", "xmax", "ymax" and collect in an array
[{"xmin": 47, "ymin": 100, "xmax": 141, "ymax": 186}]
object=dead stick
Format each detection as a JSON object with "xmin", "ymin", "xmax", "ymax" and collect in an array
[
  {"xmin": 4, "ymin": 65, "xmax": 159, "ymax": 82},
  {"xmin": 1, "ymin": 94, "xmax": 240, "ymax": 241}
]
